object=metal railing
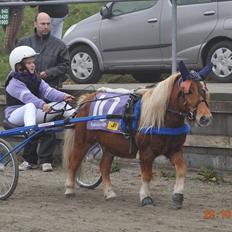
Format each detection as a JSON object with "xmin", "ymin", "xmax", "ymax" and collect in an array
[{"xmin": 1, "ymin": 0, "xmax": 149, "ymax": 7}]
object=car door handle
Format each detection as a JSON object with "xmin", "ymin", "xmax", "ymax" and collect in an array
[
  {"xmin": 203, "ymin": 10, "xmax": 216, "ymax": 16},
  {"xmin": 147, "ymin": 18, "xmax": 158, "ymax": 23}
]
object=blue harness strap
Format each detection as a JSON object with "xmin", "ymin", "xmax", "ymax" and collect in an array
[
  {"xmin": 122, "ymin": 98, "xmax": 190, "ymax": 136},
  {"xmin": 132, "ymin": 99, "xmax": 141, "ymax": 131},
  {"xmin": 139, "ymin": 123, "xmax": 191, "ymax": 135},
  {"xmin": 121, "ymin": 98, "xmax": 141, "ymax": 133}
]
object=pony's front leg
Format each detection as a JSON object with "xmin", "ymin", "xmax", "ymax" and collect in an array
[
  {"xmin": 139, "ymin": 152, "xmax": 154, "ymax": 206},
  {"xmin": 170, "ymin": 151, "xmax": 186, "ymax": 209},
  {"xmin": 100, "ymin": 152, "xmax": 116, "ymax": 200}
]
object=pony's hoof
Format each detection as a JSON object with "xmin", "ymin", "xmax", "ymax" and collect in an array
[
  {"xmin": 104, "ymin": 190, "xmax": 117, "ymax": 200},
  {"xmin": 64, "ymin": 188, "xmax": 75, "ymax": 198},
  {"xmin": 65, "ymin": 192, "xmax": 75, "ymax": 198},
  {"xmin": 141, "ymin": 196, "xmax": 154, "ymax": 206},
  {"xmin": 172, "ymin": 193, "xmax": 183, "ymax": 209}
]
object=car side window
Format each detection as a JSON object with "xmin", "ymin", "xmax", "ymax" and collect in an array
[
  {"xmin": 111, "ymin": 1, "xmax": 158, "ymax": 16},
  {"xmin": 176, "ymin": 0, "xmax": 215, "ymax": 5}
]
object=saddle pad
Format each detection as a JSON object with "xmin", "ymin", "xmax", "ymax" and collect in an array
[{"xmin": 87, "ymin": 93, "xmax": 130, "ymax": 133}]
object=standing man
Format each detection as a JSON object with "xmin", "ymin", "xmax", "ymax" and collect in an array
[
  {"xmin": 17, "ymin": 12, "xmax": 70, "ymax": 172},
  {"xmin": 34, "ymin": 0, "xmax": 69, "ymax": 39}
]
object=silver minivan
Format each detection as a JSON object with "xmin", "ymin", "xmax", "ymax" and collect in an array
[{"xmin": 63, "ymin": 0, "xmax": 232, "ymax": 84}]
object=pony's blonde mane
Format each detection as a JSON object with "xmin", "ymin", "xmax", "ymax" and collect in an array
[{"xmin": 139, "ymin": 73, "xmax": 179, "ymax": 129}]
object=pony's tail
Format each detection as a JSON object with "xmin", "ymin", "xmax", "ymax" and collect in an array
[
  {"xmin": 63, "ymin": 128, "xmax": 75, "ymax": 170},
  {"xmin": 63, "ymin": 93, "xmax": 90, "ymax": 169}
]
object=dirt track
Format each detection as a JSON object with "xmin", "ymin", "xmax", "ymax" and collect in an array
[{"xmin": 0, "ymin": 163, "xmax": 232, "ymax": 232}]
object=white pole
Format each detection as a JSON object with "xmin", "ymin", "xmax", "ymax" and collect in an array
[{"xmin": 172, "ymin": 0, "xmax": 177, "ymax": 74}]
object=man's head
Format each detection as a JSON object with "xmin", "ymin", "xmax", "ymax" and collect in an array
[{"xmin": 34, "ymin": 12, "xmax": 51, "ymax": 37}]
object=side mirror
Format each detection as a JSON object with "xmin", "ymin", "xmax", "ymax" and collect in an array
[{"xmin": 100, "ymin": 4, "xmax": 112, "ymax": 19}]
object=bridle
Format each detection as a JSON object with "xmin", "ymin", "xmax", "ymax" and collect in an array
[{"xmin": 167, "ymin": 79, "xmax": 209, "ymax": 122}]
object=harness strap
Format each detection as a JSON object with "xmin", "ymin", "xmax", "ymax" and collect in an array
[
  {"xmin": 139, "ymin": 123, "xmax": 191, "ymax": 135},
  {"xmin": 167, "ymin": 108, "xmax": 188, "ymax": 117},
  {"xmin": 122, "ymin": 94, "xmax": 140, "ymax": 153}
]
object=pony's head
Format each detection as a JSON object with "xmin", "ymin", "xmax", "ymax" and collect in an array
[{"xmin": 178, "ymin": 61, "xmax": 212, "ymax": 126}]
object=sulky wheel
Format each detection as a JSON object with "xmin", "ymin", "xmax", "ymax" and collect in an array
[
  {"xmin": 76, "ymin": 143, "xmax": 103, "ymax": 189},
  {"xmin": 0, "ymin": 138, "xmax": 19, "ymax": 200}
]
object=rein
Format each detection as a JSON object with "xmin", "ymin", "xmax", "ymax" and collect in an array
[
  {"xmin": 43, "ymin": 100, "xmax": 76, "ymax": 123},
  {"xmin": 77, "ymin": 93, "xmax": 131, "ymax": 108}
]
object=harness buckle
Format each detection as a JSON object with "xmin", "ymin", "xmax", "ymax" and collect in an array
[{"xmin": 187, "ymin": 111, "xmax": 195, "ymax": 121}]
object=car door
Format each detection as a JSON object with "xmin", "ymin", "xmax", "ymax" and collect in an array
[
  {"xmin": 99, "ymin": 0, "xmax": 163, "ymax": 70},
  {"xmin": 160, "ymin": 0, "xmax": 218, "ymax": 66}
]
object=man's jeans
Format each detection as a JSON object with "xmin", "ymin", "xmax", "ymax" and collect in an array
[{"xmin": 51, "ymin": 17, "xmax": 66, "ymax": 39}]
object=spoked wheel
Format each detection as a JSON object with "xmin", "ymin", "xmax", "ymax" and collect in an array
[
  {"xmin": 76, "ymin": 143, "xmax": 103, "ymax": 189},
  {"xmin": 0, "ymin": 139, "xmax": 19, "ymax": 200}
]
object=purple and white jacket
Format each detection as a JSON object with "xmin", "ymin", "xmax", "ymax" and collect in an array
[{"xmin": 5, "ymin": 77, "xmax": 65, "ymax": 119}]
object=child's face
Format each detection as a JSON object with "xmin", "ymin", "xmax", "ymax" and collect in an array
[{"xmin": 25, "ymin": 57, "xmax": 36, "ymax": 74}]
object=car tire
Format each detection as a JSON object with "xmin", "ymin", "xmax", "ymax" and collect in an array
[
  {"xmin": 206, "ymin": 41, "xmax": 232, "ymax": 82},
  {"xmin": 69, "ymin": 45, "xmax": 101, "ymax": 84},
  {"xmin": 132, "ymin": 71, "xmax": 163, "ymax": 83}
]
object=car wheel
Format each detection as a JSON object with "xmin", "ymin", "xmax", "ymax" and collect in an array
[
  {"xmin": 132, "ymin": 71, "xmax": 162, "ymax": 83},
  {"xmin": 206, "ymin": 41, "xmax": 232, "ymax": 82},
  {"xmin": 69, "ymin": 45, "xmax": 101, "ymax": 84}
]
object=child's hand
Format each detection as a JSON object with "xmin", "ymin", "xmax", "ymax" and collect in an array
[
  {"xmin": 42, "ymin": 103, "xmax": 51, "ymax": 112},
  {"xmin": 64, "ymin": 94, "xmax": 75, "ymax": 102}
]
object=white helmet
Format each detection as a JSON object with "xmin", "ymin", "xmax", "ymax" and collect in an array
[{"xmin": 9, "ymin": 46, "xmax": 39, "ymax": 71}]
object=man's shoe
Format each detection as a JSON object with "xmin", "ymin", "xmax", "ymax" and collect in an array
[
  {"xmin": 19, "ymin": 161, "xmax": 37, "ymax": 171},
  {"xmin": 41, "ymin": 163, "xmax": 53, "ymax": 172}
]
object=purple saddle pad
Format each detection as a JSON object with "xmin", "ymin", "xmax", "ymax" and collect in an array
[{"xmin": 87, "ymin": 92, "xmax": 130, "ymax": 133}]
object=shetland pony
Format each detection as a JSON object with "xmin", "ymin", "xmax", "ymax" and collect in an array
[{"xmin": 63, "ymin": 61, "xmax": 212, "ymax": 208}]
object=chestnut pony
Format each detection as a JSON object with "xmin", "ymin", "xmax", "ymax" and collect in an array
[{"xmin": 63, "ymin": 61, "xmax": 212, "ymax": 208}]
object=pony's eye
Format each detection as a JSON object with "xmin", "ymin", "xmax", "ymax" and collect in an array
[{"xmin": 201, "ymin": 89, "xmax": 206, "ymax": 97}]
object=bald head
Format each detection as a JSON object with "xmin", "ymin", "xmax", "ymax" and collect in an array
[
  {"xmin": 34, "ymin": 12, "xmax": 51, "ymax": 37},
  {"xmin": 35, "ymin": 12, "xmax": 50, "ymax": 22}
]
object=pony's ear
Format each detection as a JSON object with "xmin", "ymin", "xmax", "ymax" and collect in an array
[
  {"xmin": 198, "ymin": 63, "xmax": 213, "ymax": 80},
  {"xmin": 179, "ymin": 61, "xmax": 189, "ymax": 81}
]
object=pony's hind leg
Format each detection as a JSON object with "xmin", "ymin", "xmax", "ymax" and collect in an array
[
  {"xmin": 63, "ymin": 129, "xmax": 89, "ymax": 197},
  {"xmin": 170, "ymin": 151, "xmax": 186, "ymax": 209},
  {"xmin": 139, "ymin": 151, "xmax": 154, "ymax": 206},
  {"xmin": 64, "ymin": 148, "xmax": 84, "ymax": 197},
  {"xmin": 100, "ymin": 152, "xmax": 116, "ymax": 200}
]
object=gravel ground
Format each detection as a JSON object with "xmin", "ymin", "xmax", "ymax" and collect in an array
[{"xmin": 0, "ymin": 163, "xmax": 232, "ymax": 232}]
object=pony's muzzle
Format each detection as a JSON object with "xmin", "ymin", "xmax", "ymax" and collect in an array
[{"xmin": 198, "ymin": 115, "xmax": 212, "ymax": 127}]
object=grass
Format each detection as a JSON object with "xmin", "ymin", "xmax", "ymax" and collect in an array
[
  {"xmin": 0, "ymin": 3, "xmax": 103, "ymax": 85},
  {"xmin": 196, "ymin": 167, "xmax": 225, "ymax": 184},
  {"xmin": 100, "ymin": 74, "xmax": 138, "ymax": 83},
  {"xmin": 160, "ymin": 169, "xmax": 176, "ymax": 180}
]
